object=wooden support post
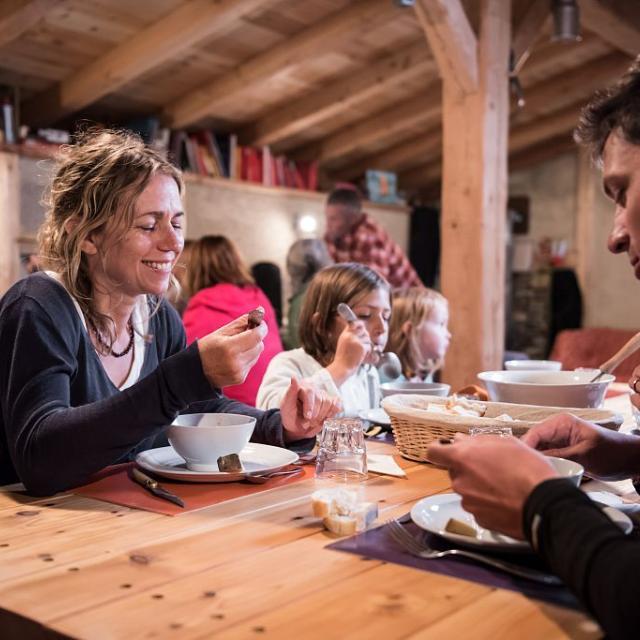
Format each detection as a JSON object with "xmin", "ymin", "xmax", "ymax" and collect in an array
[
  {"xmin": 0, "ymin": 153, "xmax": 20, "ymax": 295},
  {"xmin": 415, "ymin": 0, "xmax": 510, "ymax": 388}
]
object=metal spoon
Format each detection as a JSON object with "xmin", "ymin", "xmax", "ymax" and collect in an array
[
  {"xmin": 376, "ymin": 351, "xmax": 402, "ymax": 380},
  {"xmin": 589, "ymin": 330, "xmax": 640, "ymax": 383}
]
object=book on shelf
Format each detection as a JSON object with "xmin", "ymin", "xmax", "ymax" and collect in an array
[{"xmin": 168, "ymin": 128, "xmax": 319, "ymax": 191}]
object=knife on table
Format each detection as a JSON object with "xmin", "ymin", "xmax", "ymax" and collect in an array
[{"xmin": 129, "ymin": 467, "xmax": 185, "ymax": 508}]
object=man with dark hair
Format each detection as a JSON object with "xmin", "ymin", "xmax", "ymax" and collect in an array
[
  {"xmin": 427, "ymin": 58, "xmax": 640, "ymax": 639},
  {"xmin": 324, "ymin": 187, "xmax": 422, "ymax": 289}
]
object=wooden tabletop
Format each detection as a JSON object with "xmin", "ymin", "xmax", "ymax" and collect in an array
[{"xmin": 0, "ymin": 438, "xmax": 602, "ymax": 640}]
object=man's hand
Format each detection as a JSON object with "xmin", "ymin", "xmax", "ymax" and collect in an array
[
  {"xmin": 197, "ymin": 313, "xmax": 267, "ymax": 388},
  {"xmin": 427, "ymin": 435, "xmax": 558, "ymax": 539},
  {"xmin": 326, "ymin": 321, "xmax": 371, "ymax": 386},
  {"xmin": 522, "ymin": 413, "xmax": 640, "ymax": 480},
  {"xmin": 280, "ymin": 377, "xmax": 341, "ymax": 442}
]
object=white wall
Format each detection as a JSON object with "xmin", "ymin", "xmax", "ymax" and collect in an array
[
  {"xmin": 509, "ymin": 152, "xmax": 640, "ymax": 331},
  {"xmin": 183, "ymin": 175, "xmax": 409, "ymax": 302}
]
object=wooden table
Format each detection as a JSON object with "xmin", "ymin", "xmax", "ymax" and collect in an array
[{"xmin": 0, "ymin": 436, "xmax": 602, "ymax": 640}]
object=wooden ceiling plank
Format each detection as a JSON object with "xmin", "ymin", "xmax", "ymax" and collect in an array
[
  {"xmin": 337, "ymin": 129, "xmax": 442, "ymax": 180},
  {"xmin": 512, "ymin": 50, "xmax": 631, "ymax": 123},
  {"xmin": 580, "ymin": 0, "xmax": 640, "ymax": 58},
  {"xmin": 335, "ymin": 35, "xmax": 613, "ymax": 180},
  {"xmin": 0, "ymin": 0, "xmax": 65, "ymax": 49},
  {"xmin": 305, "ymin": 85, "xmax": 442, "ymax": 164},
  {"xmin": 413, "ymin": 0, "xmax": 478, "ymax": 94},
  {"xmin": 512, "ymin": 0, "xmax": 550, "ymax": 75},
  {"xmin": 240, "ymin": 40, "xmax": 436, "ymax": 147},
  {"xmin": 21, "ymin": 0, "xmax": 278, "ymax": 127},
  {"xmin": 164, "ymin": 0, "xmax": 395, "ymax": 129}
]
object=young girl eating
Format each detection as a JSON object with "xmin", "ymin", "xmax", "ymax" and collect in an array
[
  {"xmin": 385, "ymin": 287, "xmax": 451, "ymax": 382},
  {"xmin": 257, "ymin": 263, "xmax": 391, "ymax": 416}
]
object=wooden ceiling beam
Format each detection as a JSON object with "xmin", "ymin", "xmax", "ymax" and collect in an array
[
  {"xmin": 399, "ymin": 102, "xmax": 583, "ymax": 188},
  {"xmin": 0, "ymin": 0, "xmax": 65, "ymax": 49},
  {"xmin": 239, "ymin": 40, "xmax": 436, "ymax": 147},
  {"xmin": 580, "ymin": 0, "xmax": 640, "ymax": 58},
  {"xmin": 413, "ymin": 0, "xmax": 478, "ymax": 94},
  {"xmin": 336, "ymin": 129, "xmax": 442, "ymax": 180},
  {"xmin": 164, "ymin": 0, "xmax": 394, "ymax": 129},
  {"xmin": 298, "ymin": 86, "xmax": 442, "ymax": 165},
  {"xmin": 334, "ymin": 34, "xmax": 608, "ymax": 180},
  {"xmin": 511, "ymin": 50, "xmax": 631, "ymax": 124},
  {"xmin": 21, "ymin": 0, "xmax": 277, "ymax": 127},
  {"xmin": 511, "ymin": 0, "xmax": 550, "ymax": 75}
]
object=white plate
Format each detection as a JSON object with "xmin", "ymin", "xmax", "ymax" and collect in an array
[
  {"xmin": 135, "ymin": 444, "xmax": 299, "ymax": 483},
  {"xmin": 411, "ymin": 492, "xmax": 633, "ymax": 553},
  {"xmin": 358, "ymin": 408, "xmax": 391, "ymax": 426}
]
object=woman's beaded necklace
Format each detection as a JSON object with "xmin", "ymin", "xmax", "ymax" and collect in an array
[{"xmin": 87, "ymin": 316, "xmax": 134, "ymax": 358}]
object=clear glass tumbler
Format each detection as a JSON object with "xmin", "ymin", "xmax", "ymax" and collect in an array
[
  {"xmin": 315, "ymin": 418, "xmax": 368, "ymax": 482},
  {"xmin": 469, "ymin": 425, "xmax": 513, "ymax": 437}
]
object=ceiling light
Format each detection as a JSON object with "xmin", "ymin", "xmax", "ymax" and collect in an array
[{"xmin": 551, "ymin": 0, "xmax": 581, "ymax": 42}]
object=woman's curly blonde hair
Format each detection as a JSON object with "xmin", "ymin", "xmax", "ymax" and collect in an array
[{"xmin": 38, "ymin": 128, "xmax": 184, "ymax": 344}]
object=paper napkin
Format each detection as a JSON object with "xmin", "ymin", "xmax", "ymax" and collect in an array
[{"xmin": 367, "ymin": 454, "xmax": 406, "ymax": 478}]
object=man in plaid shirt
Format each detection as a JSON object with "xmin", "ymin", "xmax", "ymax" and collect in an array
[{"xmin": 324, "ymin": 188, "xmax": 423, "ymax": 289}]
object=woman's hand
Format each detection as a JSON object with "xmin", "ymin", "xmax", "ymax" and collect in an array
[
  {"xmin": 326, "ymin": 321, "xmax": 371, "ymax": 386},
  {"xmin": 428, "ymin": 435, "xmax": 558, "ymax": 539},
  {"xmin": 197, "ymin": 313, "xmax": 267, "ymax": 388},
  {"xmin": 279, "ymin": 377, "xmax": 342, "ymax": 441},
  {"xmin": 522, "ymin": 413, "xmax": 640, "ymax": 480}
]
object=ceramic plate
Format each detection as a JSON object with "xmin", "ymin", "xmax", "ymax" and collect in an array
[
  {"xmin": 411, "ymin": 492, "xmax": 632, "ymax": 553},
  {"xmin": 357, "ymin": 408, "xmax": 391, "ymax": 426},
  {"xmin": 136, "ymin": 444, "xmax": 299, "ymax": 483}
]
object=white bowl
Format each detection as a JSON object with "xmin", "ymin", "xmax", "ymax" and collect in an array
[
  {"xmin": 477, "ymin": 370, "xmax": 614, "ymax": 408},
  {"xmin": 504, "ymin": 360, "xmax": 562, "ymax": 371},
  {"xmin": 380, "ymin": 381, "xmax": 450, "ymax": 398},
  {"xmin": 167, "ymin": 413, "xmax": 256, "ymax": 472},
  {"xmin": 547, "ymin": 456, "xmax": 584, "ymax": 486}
]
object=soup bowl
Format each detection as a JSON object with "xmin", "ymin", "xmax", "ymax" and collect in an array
[
  {"xmin": 477, "ymin": 370, "xmax": 614, "ymax": 408},
  {"xmin": 547, "ymin": 456, "xmax": 584, "ymax": 487},
  {"xmin": 167, "ymin": 413, "xmax": 256, "ymax": 472}
]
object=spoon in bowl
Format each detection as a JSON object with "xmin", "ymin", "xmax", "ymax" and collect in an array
[{"xmin": 589, "ymin": 330, "xmax": 640, "ymax": 383}]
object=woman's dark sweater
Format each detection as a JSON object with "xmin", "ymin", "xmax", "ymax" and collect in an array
[{"xmin": 0, "ymin": 273, "xmax": 310, "ymax": 494}]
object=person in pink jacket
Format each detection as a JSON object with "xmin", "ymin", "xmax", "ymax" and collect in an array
[{"xmin": 183, "ymin": 235, "xmax": 283, "ymax": 406}]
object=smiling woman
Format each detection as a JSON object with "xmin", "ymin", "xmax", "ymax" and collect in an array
[{"xmin": 0, "ymin": 129, "xmax": 339, "ymax": 495}]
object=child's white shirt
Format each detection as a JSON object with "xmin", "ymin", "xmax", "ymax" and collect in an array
[{"xmin": 256, "ymin": 348, "xmax": 381, "ymax": 416}]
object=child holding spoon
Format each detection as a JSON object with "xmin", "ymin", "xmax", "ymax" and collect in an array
[{"xmin": 257, "ymin": 263, "xmax": 391, "ymax": 416}]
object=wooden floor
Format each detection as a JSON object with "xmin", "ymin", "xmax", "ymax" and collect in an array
[{"xmin": 0, "ymin": 440, "xmax": 601, "ymax": 639}]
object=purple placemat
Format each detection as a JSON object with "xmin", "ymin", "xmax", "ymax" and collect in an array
[{"xmin": 328, "ymin": 516, "xmax": 582, "ymax": 610}]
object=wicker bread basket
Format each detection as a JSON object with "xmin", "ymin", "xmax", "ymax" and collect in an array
[{"xmin": 381, "ymin": 394, "xmax": 623, "ymax": 463}]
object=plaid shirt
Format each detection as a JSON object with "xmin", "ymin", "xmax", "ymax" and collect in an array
[{"xmin": 325, "ymin": 213, "xmax": 422, "ymax": 289}]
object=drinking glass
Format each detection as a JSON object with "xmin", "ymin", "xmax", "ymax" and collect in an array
[
  {"xmin": 469, "ymin": 425, "xmax": 513, "ymax": 437},
  {"xmin": 315, "ymin": 418, "xmax": 367, "ymax": 482}
]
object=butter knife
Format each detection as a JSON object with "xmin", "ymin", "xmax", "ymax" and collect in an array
[{"xmin": 129, "ymin": 467, "xmax": 185, "ymax": 508}]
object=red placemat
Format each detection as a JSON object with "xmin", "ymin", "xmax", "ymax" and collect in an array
[{"xmin": 73, "ymin": 462, "xmax": 314, "ymax": 516}]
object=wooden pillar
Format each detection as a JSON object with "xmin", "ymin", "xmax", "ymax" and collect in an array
[
  {"xmin": 415, "ymin": 0, "xmax": 510, "ymax": 388},
  {"xmin": 0, "ymin": 152, "xmax": 20, "ymax": 295}
]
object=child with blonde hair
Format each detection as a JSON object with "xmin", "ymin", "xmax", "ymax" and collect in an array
[
  {"xmin": 257, "ymin": 263, "xmax": 391, "ymax": 416},
  {"xmin": 385, "ymin": 287, "xmax": 451, "ymax": 382}
]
